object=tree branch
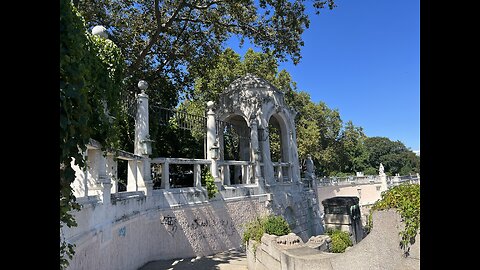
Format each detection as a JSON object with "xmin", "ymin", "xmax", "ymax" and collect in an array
[{"xmin": 128, "ymin": 0, "xmax": 187, "ymax": 74}]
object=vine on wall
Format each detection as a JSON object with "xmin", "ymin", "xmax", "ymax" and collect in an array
[{"xmin": 60, "ymin": 0, "xmax": 125, "ymax": 268}]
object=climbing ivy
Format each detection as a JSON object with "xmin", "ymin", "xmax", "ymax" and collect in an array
[
  {"xmin": 60, "ymin": 0, "xmax": 125, "ymax": 268},
  {"xmin": 369, "ymin": 183, "xmax": 420, "ymax": 256}
]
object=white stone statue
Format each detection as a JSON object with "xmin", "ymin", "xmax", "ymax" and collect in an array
[{"xmin": 379, "ymin": 163, "xmax": 386, "ymax": 176}]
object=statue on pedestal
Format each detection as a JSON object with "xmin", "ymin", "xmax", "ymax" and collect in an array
[{"xmin": 379, "ymin": 163, "xmax": 386, "ymax": 177}]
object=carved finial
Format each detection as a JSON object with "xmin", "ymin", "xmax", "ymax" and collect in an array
[
  {"xmin": 138, "ymin": 80, "xmax": 148, "ymax": 93},
  {"xmin": 92, "ymin": 25, "xmax": 108, "ymax": 38},
  {"xmin": 207, "ymin": 100, "xmax": 215, "ymax": 109}
]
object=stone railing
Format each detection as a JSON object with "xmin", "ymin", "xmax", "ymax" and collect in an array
[
  {"xmin": 388, "ymin": 174, "xmax": 420, "ymax": 187},
  {"xmin": 272, "ymin": 161, "xmax": 292, "ymax": 183},
  {"xmin": 315, "ymin": 176, "xmax": 382, "ymax": 187},
  {"xmin": 71, "ymin": 139, "xmax": 152, "ymax": 205},
  {"xmin": 150, "ymin": 157, "xmax": 211, "ymax": 189},
  {"xmin": 217, "ymin": 160, "xmax": 254, "ymax": 185}
]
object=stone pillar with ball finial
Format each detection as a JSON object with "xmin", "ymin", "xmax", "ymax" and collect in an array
[{"xmin": 134, "ymin": 80, "xmax": 153, "ymax": 195}]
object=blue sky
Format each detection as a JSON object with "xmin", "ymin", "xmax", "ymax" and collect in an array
[{"xmin": 226, "ymin": 0, "xmax": 420, "ymax": 152}]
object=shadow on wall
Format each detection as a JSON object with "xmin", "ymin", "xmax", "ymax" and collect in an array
[{"xmin": 141, "ymin": 195, "xmax": 268, "ymax": 267}]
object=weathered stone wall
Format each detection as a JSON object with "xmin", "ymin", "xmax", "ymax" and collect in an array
[
  {"xmin": 64, "ymin": 191, "xmax": 272, "ymax": 270},
  {"xmin": 267, "ymin": 183, "xmax": 324, "ymax": 242},
  {"xmin": 247, "ymin": 210, "xmax": 420, "ymax": 270}
]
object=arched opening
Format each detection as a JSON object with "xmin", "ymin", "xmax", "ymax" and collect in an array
[
  {"xmin": 268, "ymin": 116, "xmax": 282, "ymax": 162},
  {"xmin": 268, "ymin": 113, "xmax": 290, "ymax": 182},
  {"xmin": 219, "ymin": 114, "xmax": 251, "ymax": 184}
]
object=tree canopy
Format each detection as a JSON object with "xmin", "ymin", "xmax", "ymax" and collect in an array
[
  {"xmin": 184, "ymin": 48, "xmax": 420, "ymax": 177},
  {"xmin": 364, "ymin": 137, "xmax": 420, "ymax": 176},
  {"xmin": 75, "ymin": 0, "xmax": 336, "ymax": 107}
]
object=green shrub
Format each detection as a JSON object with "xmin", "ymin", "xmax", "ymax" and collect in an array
[
  {"xmin": 370, "ymin": 183, "xmax": 420, "ymax": 256},
  {"xmin": 243, "ymin": 217, "xmax": 265, "ymax": 244},
  {"xmin": 325, "ymin": 229, "xmax": 352, "ymax": 253},
  {"xmin": 263, "ymin": 215, "xmax": 291, "ymax": 236},
  {"xmin": 243, "ymin": 215, "xmax": 291, "ymax": 243},
  {"xmin": 201, "ymin": 169, "xmax": 218, "ymax": 199}
]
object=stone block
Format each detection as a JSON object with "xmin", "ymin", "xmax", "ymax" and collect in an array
[
  {"xmin": 324, "ymin": 214, "xmax": 352, "ymax": 225},
  {"xmin": 324, "ymin": 224, "xmax": 351, "ymax": 233},
  {"xmin": 306, "ymin": 235, "xmax": 331, "ymax": 252},
  {"xmin": 276, "ymin": 233, "xmax": 303, "ymax": 246},
  {"xmin": 256, "ymin": 245, "xmax": 281, "ymax": 270}
]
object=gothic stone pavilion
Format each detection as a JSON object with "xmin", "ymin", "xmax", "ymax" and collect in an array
[{"xmin": 209, "ymin": 73, "xmax": 301, "ymax": 186}]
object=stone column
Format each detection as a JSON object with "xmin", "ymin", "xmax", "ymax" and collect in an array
[
  {"xmin": 260, "ymin": 126, "xmax": 275, "ymax": 185},
  {"xmin": 206, "ymin": 101, "xmax": 219, "ymax": 180},
  {"xmin": 288, "ymin": 118, "xmax": 301, "ymax": 183},
  {"xmin": 161, "ymin": 161, "xmax": 170, "ymax": 189},
  {"xmin": 127, "ymin": 159, "xmax": 137, "ymax": 191},
  {"xmin": 134, "ymin": 81, "xmax": 150, "ymax": 156},
  {"xmin": 223, "ymin": 165, "xmax": 231, "ymax": 185},
  {"xmin": 86, "ymin": 148, "xmax": 112, "ymax": 204},
  {"xmin": 106, "ymin": 153, "xmax": 117, "ymax": 194},
  {"xmin": 86, "ymin": 148, "xmax": 104, "ymax": 196},
  {"xmin": 134, "ymin": 80, "xmax": 153, "ymax": 196},
  {"xmin": 249, "ymin": 116, "xmax": 263, "ymax": 185},
  {"xmin": 277, "ymin": 159, "xmax": 283, "ymax": 183},
  {"xmin": 194, "ymin": 164, "xmax": 202, "ymax": 188}
]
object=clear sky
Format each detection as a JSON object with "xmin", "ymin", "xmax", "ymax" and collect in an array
[{"xmin": 226, "ymin": 0, "xmax": 420, "ymax": 152}]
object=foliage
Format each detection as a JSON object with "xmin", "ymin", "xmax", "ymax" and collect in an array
[
  {"xmin": 185, "ymin": 48, "xmax": 345, "ymax": 175},
  {"xmin": 364, "ymin": 211, "xmax": 373, "ymax": 235},
  {"xmin": 150, "ymin": 107, "xmax": 205, "ymax": 159},
  {"xmin": 243, "ymin": 217, "xmax": 265, "ymax": 245},
  {"xmin": 364, "ymin": 137, "xmax": 420, "ymax": 175},
  {"xmin": 186, "ymin": 48, "xmax": 299, "ymax": 161},
  {"xmin": 242, "ymin": 215, "xmax": 291, "ymax": 244},
  {"xmin": 201, "ymin": 168, "xmax": 218, "ymax": 199},
  {"xmin": 370, "ymin": 183, "xmax": 420, "ymax": 256},
  {"xmin": 186, "ymin": 48, "xmax": 408, "ymax": 177},
  {"xmin": 75, "ymin": 0, "xmax": 335, "ymax": 160},
  {"xmin": 338, "ymin": 121, "xmax": 369, "ymax": 173},
  {"xmin": 263, "ymin": 215, "xmax": 292, "ymax": 236},
  {"xmin": 60, "ymin": 0, "xmax": 125, "ymax": 268},
  {"xmin": 76, "ymin": 0, "xmax": 336, "ymax": 98},
  {"xmin": 325, "ymin": 228, "xmax": 352, "ymax": 253},
  {"xmin": 363, "ymin": 167, "xmax": 377, "ymax": 176}
]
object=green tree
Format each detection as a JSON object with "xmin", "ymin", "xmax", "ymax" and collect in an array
[
  {"xmin": 364, "ymin": 137, "xmax": 420, "ymax": 175},
  {"xmin": 293, "ymin": 95, "xmax": 344, "ymax": 176},
  {"xmin": 75, "ymin": 0, "xmax": 336, "ymax": 159},
  {"xmin": 74, "ymin": 0, "xmax": 337, "ymax": 122},
  {"xmin": 187, "ymin": 48, "xmax": 348, "ymax": 177},
  {"xmin": 338, "ymin": 121, "xmax": 369, "ymax": 174},
  {"xmin": 60, "ymin": 0, "xmax": 125, "ymax": 268}
]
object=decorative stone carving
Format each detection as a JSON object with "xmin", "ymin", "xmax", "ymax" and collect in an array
[
  {"xmin": 276, "ymin": 233, "xmax": 302, "ymax": 246},
  {"xmin": 216, "ymin": 73, "xmax": 302, "ymax": 183},
  {"xmin": 306, "ymin": 235, "xmax": 331, "ymax": 251}
]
